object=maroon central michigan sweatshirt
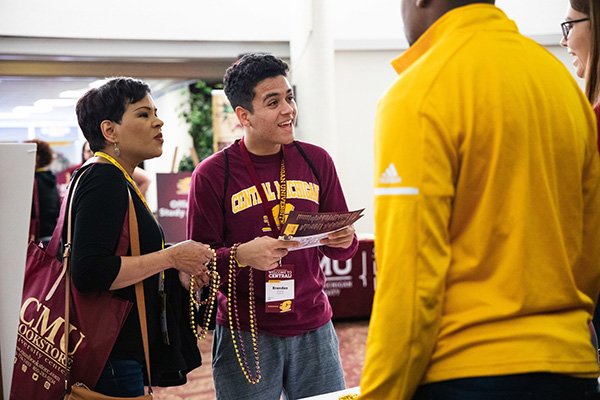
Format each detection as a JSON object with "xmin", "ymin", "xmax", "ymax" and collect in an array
[{"xmin": 186, "ymin": 139, "xmax": 358, "ymax": 337}]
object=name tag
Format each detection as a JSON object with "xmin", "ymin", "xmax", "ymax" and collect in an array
[{"xmin": 265, "ymin": 264, "xmax": 295, "ymax": 313}]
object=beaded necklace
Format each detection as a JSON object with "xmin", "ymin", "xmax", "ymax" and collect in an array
[
  {"xmin": 189, "ymin": 248, "xmax": 219, "ymax": 340},
  {"xmin": 228, "ymin": 243, "xmax": 261, "ymax": 384},
  {"xmin": 229, "ymin": 139, "xmax": 288, "ymax": 385}
]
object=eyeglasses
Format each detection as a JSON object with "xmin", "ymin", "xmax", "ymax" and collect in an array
[{"xmin": 561, "ymin": 18, "xmax": 590, "ymax": 41}]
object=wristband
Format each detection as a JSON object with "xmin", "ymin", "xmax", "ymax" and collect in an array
[{"xmin": 231, "ymin": 243, "xmax": 248, "ymax": 268}]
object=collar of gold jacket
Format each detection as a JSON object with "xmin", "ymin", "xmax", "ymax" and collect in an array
[{"xmin": 392, "ymin": 4, "xmax": 519, "ymax": 75}]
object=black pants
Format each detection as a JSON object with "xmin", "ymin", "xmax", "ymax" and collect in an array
[{"xmin": 413, "ymin": 373, "xmax": 599, "ymax": 400}]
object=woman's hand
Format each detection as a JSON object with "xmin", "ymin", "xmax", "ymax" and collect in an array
[
  {"xmin": 178, "ymin": 270, "xmax": 211, "ymax": 290},
  {"xmin": 112, "ymin": 240, "xmax": 213, "ymax": 290},
  {"xmin": 236, "ymin": 236, "xmax": 300, "ymax": 271},
  {"xmin": 163, "ymin": 240, "xmax": 212, "ymax": 276},
  {"xmin": 320, "ymin": 225, "xmax": 355, "ymax": 249}
]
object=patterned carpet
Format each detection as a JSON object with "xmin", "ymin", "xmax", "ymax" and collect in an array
[{"xmin": 153, "ymin": 320, "xmax": 369, "ymax": 399}]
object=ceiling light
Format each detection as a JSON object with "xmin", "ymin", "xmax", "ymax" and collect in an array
[
  {"xmin": 13, "ymin": 105, "xmax": 52, "ymax": 114},
  {"xmin": 38, "ymin": 125, "xmax": 73, "ymax": 137},
  {"xmin": 89, "ymin": 79, "xmax": 109, "ymax": 88},
  {"xmin": 0, "ymin": 112, "xmax": 27, "ymax": 119},
  {"xmin": 59, "ymin": 89, "xmax": 87, "ymax": 99},
  {"xmin": 34, "ymin": 98, "xmax": 77, "ymax": 108}
]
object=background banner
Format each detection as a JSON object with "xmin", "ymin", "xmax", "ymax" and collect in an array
[
  {"xmin": 321, "ymin": 239, "xmax": 376, "ymax": 319},
  {"xmin": 156, "ymin": 172, "xmax": 192, "ymax": 244}
]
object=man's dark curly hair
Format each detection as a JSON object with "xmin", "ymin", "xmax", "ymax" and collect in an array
[
  {"xmin": 223, "ymin": 53, "xmax": 289, "ymax": 112},
  {"xmin": 76, "ymin": 77, "xmax": 151, "ymax": 152}
]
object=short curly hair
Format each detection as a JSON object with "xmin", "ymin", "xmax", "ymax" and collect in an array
[
  {"xmin": 76, "ymin": 77, "xmax": 151, "ymax": 152},
  {"xmin": 25, "ymin": 139, "xmax": 53, "ymax": 169},
  {"xmin": 223, "ymin": 53, "xmax": 289, "ymax": 112}
]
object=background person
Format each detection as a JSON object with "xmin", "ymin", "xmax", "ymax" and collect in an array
[
  {"xmin": 70, "ymin": 77, "xmax": 213, "ymax": 397},
  {"xmin": 561, "ymin": 0, "xmax": 600, "ymax": 136},
  {"xmin": 26, "ymin": 138, "xmax": 60, "ymax": 245},
  {"xmin": 560, "ymin": 0, "xmax": 600, "ymax": 348},
  {"xmin": 187, "ymin": 53, "xmax": 358, "ymax": 400},
  {"xmin": 360, "ymin": 1, "xmax": 600, "ymax": 399}
]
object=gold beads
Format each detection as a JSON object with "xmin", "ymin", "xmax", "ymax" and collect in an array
[
  {"xmin": 189, "ymin": 248, "xmax": 219, "ymax": 340},
  {"xmin": 228, "ymin": 243, "xmax": 261, "ymax": 385}
]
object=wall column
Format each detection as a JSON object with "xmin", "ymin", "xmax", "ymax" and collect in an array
[{"xmin": 290, "ymin": 0, "xmax": 337, "ymax": 158}]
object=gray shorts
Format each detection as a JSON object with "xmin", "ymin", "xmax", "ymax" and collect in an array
[{"xmin": 212, "ymin": 321, "xmax": 345, "ymax": 400}]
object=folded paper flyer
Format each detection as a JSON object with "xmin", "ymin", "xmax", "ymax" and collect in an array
[{"xmin": 278, "ymin": 208, "xmax": 364, "ymax": 251}]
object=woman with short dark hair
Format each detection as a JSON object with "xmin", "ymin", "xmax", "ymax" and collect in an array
[{"xmin": 69, "ymin": 77, "xmax": 213, "ymax": 397}]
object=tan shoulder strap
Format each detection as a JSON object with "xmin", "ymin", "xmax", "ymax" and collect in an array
[{"xmin": 128, "ymin": 190, "xmax": 153, "ymax": 394}]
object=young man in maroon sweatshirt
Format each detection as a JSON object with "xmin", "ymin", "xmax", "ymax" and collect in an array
[{"xmin": 187, "ymin": 53, "xmax": 358, "ymax": 399}]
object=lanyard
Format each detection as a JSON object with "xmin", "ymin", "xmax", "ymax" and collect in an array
[
  {"xmin": 94, "ymin": 152, "xmax": 153, "ymax": 216},
  {"xmin": 239, "ymin": 138, "xmax": 287, "ymax": 237},
  {"xmin": 94, "ymin": 151, "xmax": 164, "ymax": 249}
]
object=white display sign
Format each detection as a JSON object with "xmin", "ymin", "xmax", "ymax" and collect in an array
[{"xmin": 0, "ymin": 143, "xmax": 36, "ymax": 398}]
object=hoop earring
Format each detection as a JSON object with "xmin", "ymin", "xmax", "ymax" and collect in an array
[{"xmin": 113, "ymin": 142, "xmax": 121, "ymax": 157}]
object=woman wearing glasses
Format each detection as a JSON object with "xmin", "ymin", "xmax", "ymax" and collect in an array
[
  {"xmin": 561, "ymin": 0, "xmax": 600, "ymax": 351},
  {"xmin": 560, "ymin": 3, "xmax": 592, "ymax": 80},
  {"xmin": 561, "ymin": 0, "xmax": 600, "ymax": 124}
]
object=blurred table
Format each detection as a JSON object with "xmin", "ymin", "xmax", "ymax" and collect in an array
[
  {"xmin": 321, "ymin": 239, "xmax": 376, "ymax": 319},
  {"xmin": 299, "ymin": 386, "xmax": 360, "ymax": 399}
]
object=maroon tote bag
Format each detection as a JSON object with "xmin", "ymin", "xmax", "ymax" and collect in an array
[{"xmin": 10, "ymin": 167, "xmax": 132, "ymax": 400}]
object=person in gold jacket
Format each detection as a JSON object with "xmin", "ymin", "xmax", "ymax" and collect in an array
[{"xmin": 360, "ymin": 1, "xmax": 600, "ymax": 399}]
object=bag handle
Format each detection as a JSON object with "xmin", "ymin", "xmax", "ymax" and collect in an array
[
  {"xmin": 128, "ymin": 190, "xmax": 153, "ymax": 393},
  {"xmin": 62, "ymin": 178, "xmax": 153, "ymax": 395},
  {"xmin": 47, "ymin": 159, "xmax": 98, "ymax": 257},
  {"xmin": 62, "ymin": 168, "xmax": 89, "ymax": 393}
]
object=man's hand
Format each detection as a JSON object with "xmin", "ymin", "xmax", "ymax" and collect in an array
[
  {"xmin": 236, "ymin": 236, "xmax": 300, "ymax": 271},
  {"xmin": 320, "ymin": 225, "xmax": 355, "ymax": 249}
]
